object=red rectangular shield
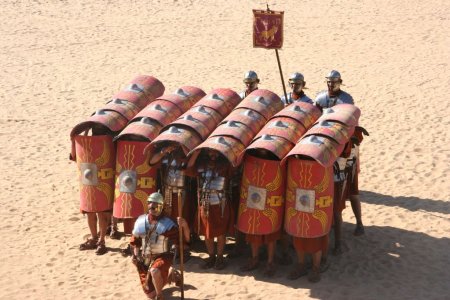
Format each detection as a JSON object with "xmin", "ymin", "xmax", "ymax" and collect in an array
[{"xmin": 253, "ymin": 10, "xmax": 284, "ymax": 49}]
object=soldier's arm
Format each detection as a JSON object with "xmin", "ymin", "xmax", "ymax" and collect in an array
[{"xmin": 177, "ymin": 217, "xmax": 191, "ymax": 243}]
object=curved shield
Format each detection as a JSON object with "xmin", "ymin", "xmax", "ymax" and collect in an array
[
  {"xmin": 254, "ymin": 117, "xmax": 306, "ymax": 143},
  {"xmin": 284, "ymin": 157, "xmax": 334, "ymax": 238},
  {"xmin": 145, "ymin": 126, "xmax": 203, "ymax": 158},
  {"xmin": 114, "ymin": 140, "xmax": 157, "ymax": 218},
  {"xmin": 222, "ymin": 108, "xmax": 266, "ymax": 135},
  {"xmin": 133, "ymin": 100, "xmax": 183, "ymax": 127},
  {"xmin": 305, "ymin": 120, "xmax": 355, "ymax": 145},
  {"xmin": 237, "ymin": 154, "xmax": 286, "ymax": 235},
  {"xmin": 235, "ymin": 89, "xmax": 283, "ymax": 120},
  {"xmin": 170, "ymin": 111, "xmax": 218, "ymax": 140},
  {"xmin": 209, "ymin": 121, "xmax": 254, "ymax": 146},
  {"xmin": 187, "ymin": 136, "xmax": 246, "ymax": 168},
  {"xmin": 192, "ymin": 88, "xmax": 241, "ymax": 118},
  {"xmin": 115, "ymin": 117, "xmax": 163, "ymax": 142},
  {"xmin": 123, "ymin": 75, "xmax": 165, "ymax": 106},
  {"xmin": 246, "ymin": 134, "xmax": 293, "ymax": 160},
  {"xmin": 283, "ymin": 135, "xmax": 344, "ymax": 168},
  {"xmin": 110, "ymin": 90, "xmax": 149, "ymax": 111},
  {"xmin": 75, "ymin": 135, "xmax": 115, "ymax": 212},
  {"xmin": 317, "ymin": 104, "xmax": 361, "ymax": 127},
  {"xmin": 159, "ymin": 86, "xmax": 206, "ymax": 112},
  {"xmin": 273, "ymin": 102, "xmax": 322, "ymax": 129},
  {"xmin": 188, "ymin": 105, "xmax": 222, "ymax": 123},
  {"xmin": 70, "ymin": 110, "xmax": 128, "ymax": 161},
  {"xmin": 102, "ymin": 98, "xmax": 141, "ymax": 121}
]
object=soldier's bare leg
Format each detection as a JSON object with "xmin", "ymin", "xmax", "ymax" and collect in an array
[
  {"xmin": 95, "ymin": 212, "xmax": 109, "ymax": 255},
  {"xmin": 333, "ymin": 211, "xmax": 343, "ymax": 255},
  {"xmin": 276, "ymin": 232, "xmax": 292, "ymax": 265},
  {"xmin": 287, "ymin": 249, "xmax": 306, "ymax": 280},
  {"xmin": 308, "ymin": 251, "xmax": 322, "ymax": 283},
  {"xmin": 202, "ymin": 238, "xmax": 216, "ymax": 269},
  {"xmin": 97, "ymin": 212, "xmax": 109, "ymax": 244},
  {"xmin": 79, "ymin": 212, "xmax": 99, "ymax": 250},
  {"xmin": 228, "ymin": 231, "xmax": 245, "ymax": 259},
  {"xmin": 87, "ymin": 212, "xmax": 98, "ymax": 241},
  {"xmin": 350, "ymin": 195, "xmax": 365, "ymax": 236},
  {"xmin": 240, "ymin": 242, "xmax": 259, "ymax": 272},
  {"xmin": 214, "ymin": 235, "xmax": 227, "ymax": 270},
  {"xmin": 216, "ymin": 235, "xmax": 226, "ymax": 257},
  {"xmin": 264, "ymin": 241, "xmax": 276, "ymax": 277},
  {"xmin": 110, "ymin": 216, "xmax": 120, "ymax": 239},
  {"xmin": 150, "ymin": 267, "xmax": 164, "ymax": 299}
]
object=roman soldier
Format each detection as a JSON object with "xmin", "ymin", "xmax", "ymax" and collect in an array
[
  {"xmin": 239, "ymin": 70, "xmax": 260, "ymax": 99},
  {"xmin": 130, "ymin": 192, "xmax": 190, "ymax": 300},
  {"xmin": 281, "ymin": 72, "xmax": 313, "ymax": 105}
]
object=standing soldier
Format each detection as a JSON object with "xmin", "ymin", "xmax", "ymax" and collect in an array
[
  {"xmin": 151, "ymin": 143, "xmax": 196, "ymax": 261},
  {"xmin": 239, "ymin": 70, "xmax": 260, "ymax": 99},
  {"xmin": 130, "ymin": 192, "xmax": 190, "ymax": 300},
  {"xmin": 194, "ymin": 149, "xmax": 236, "ymax": 270},
  {"xmin": 314, "ymin": 70, "xmax": 354, "ymax": 108},
  {"xmin": 314, "ymin": 70, "xmax": 365, "ymax": 249},
  {"xmin": 281, "ymin": 72, "xmax": 313, "ymax": 106}
]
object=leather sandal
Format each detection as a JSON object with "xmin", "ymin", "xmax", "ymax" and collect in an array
[
  {"xmin": 95, "ymin": 242, "xmax": 107, "ymax": 255},
  {"xmin": 109, "ymin": 228, "xmax": 120, "ymax": 240},
  {"xmin": 214, "ymin": 255, "xmax": 227, "ymax": 270},
  {"xmin": 201, "ymin": 255, "xmax": 216, "ymax": 269},
  {"xmin": 308, "ymin": 267, "xmax": 321, "ymax": 283},
  {"xmin": 287, "ymin": 263, "xmax": 307, "ymax": 280},
  {"xmin": 79, "ymin": 238, "xmax": 98, "ymax": 251},
  {"xmin": 263, "ymin": 262, "xmax": 276, "ymax": 277},
  {"xmin": 240, "ymin": 257, "xmax": 259, "ymax": 272}
]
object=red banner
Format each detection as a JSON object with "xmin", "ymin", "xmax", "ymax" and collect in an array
[{"xmin": 253, "ymin": 9, "xmax": 284, "ymax": 49}]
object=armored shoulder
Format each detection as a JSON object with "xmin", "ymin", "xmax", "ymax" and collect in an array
[
  {"xmin": 132, "ymin": 214, "xmax": 149, "ymax": 237},
  {"xmin": 338, "ymin": 90, "xmax": 354, "ymax": 104},
  {"xmin": 156, "ymin": 217, "xmax": 177, "ymax": 234},
  {"xmin": 314, "ymin": 90, "xmax": 329, "ymax": 107},
  {"xmin": 300, "ymin": 94, "xmax": 313, "ymax": 104},
  {"xmin": 239, "ymin": 91, "xmax": 246, "ymax": 100}
]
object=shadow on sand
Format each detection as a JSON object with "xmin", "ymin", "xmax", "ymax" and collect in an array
[
  {"xmin": 121, "ymin": 192, "xmax": 449, "ymax": 299},
  {"xmin": 360, "ymin": 190, "xmax": 450, "ymax": 215}
]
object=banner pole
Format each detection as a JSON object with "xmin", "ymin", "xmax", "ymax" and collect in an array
[
  {"xmin": 275, "ymin": 49, "xmax": 288, "ymax": 102},
  {"xmin": 266, "ymin": 3, "xmax": 288, "ymax": 102}
]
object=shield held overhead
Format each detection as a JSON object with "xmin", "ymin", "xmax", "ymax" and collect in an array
[{"xmin": 253, "ymin": 9, "xmax": 284, "ymax": 49}]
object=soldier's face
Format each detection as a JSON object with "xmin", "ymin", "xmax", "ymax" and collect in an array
[
  {"xmin": 246, "ymin": 82, "xmax": 258, "ymax": 92},
  {"xmin": 148, "ymin": 202, "xmax": 163, "ymax": 216},
  {"xmin": 327, "ymin": 79, "xmax": 341, "ymax": 93},
  {"xmin": 290, "ymin": 82, "xmax": 304, "ymax": 94},
  {"xmin": 208, "ymin": 151, "xmax": 219, "ymax": 161}
]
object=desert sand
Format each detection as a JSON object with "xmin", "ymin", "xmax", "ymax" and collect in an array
[{"xmin": 0, "ymin": 0, "xmax": 449, "ymax": 299}]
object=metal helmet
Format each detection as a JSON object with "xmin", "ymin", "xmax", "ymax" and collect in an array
[
  {"xmin": 288, "ymin": 72, "xmax": 305, "ymax": 84},
  {"xmin": 243, "ymin": 70, "xmax": 260, "ymax": 84},
  {"xmin": 325, "ymin": 70, "xmax": 342, "ymax": 81},
  {"xmin": 147, "ymin": 191, "xmax": 164, "ymax": 216},
  {"xmin": 148, "ymin": 191, "xmax": 164, "ymax": 204}
]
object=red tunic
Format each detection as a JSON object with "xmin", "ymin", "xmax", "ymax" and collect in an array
[
  {"xmin": 245, "ymin": 230, "xmax": 281, "ymax": 247},
  {"xmin": 194, "ymin": 158, "xmax": 236, "ymax": 238},
  {"xmin": 293, "ymin": 234, "xmax": 329, "ymax": 254},
  {"xmin": 195, "ymin": 200, "xmax": 235, "ymax": 238}
]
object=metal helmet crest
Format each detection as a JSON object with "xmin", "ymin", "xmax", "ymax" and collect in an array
[
  {"xmin": 288, "ymin": 72, "xmax": 305, "ymax": 84},
  {"xmin": 243, "ymin": 70, "xmax": 260, "ymax": 83},
  {"xmin": 326, "ymin": 70, "xmax": 342, "ymax": 80}
]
